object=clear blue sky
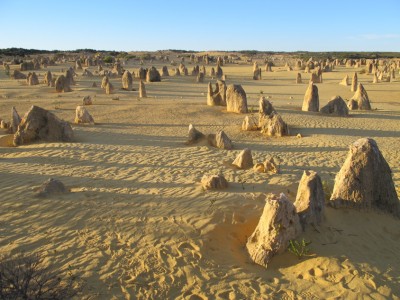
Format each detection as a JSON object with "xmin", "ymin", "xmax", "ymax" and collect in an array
[{"xmin": 0, "ymin": 0, "xmax": 399, "ymax": 52}]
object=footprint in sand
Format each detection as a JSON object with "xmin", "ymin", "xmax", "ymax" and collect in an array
[{"xmin": 177, "ymin": 241, "xmax": 201, "ymax": 260}]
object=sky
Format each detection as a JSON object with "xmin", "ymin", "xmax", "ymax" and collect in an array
[{"xmin": 0, "ymin": 0, "xmax": 399, "ymax": 52}]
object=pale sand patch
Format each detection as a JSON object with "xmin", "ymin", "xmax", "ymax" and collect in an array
[{"xmin": 0, "ymin": 59, "xmax": 399, "ymax": 299}]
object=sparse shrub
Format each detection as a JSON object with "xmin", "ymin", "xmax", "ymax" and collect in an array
[
  {"xmin": 0, "ymin": 251, "xmax": 82, "ymax": 299},
  {"xmin": 288, "ymin": 239, "xmax": 312, "ymax": 259},
  {"xmin": 359, "ymin": 69, "xmax": 366, "ymax": 74},
  {"xmin": 103, "ymin": 56, "xmax": 114, "ymax": 64}
]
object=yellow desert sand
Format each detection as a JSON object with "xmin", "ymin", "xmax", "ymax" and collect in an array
[{"xmin": 0, "ymin": 53, "xmax": 400, "ymax": 299}]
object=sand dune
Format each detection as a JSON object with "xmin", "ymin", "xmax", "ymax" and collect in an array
[{"xmin": 1, "ymin": 57, "xmax": 399, "ymax": 299}]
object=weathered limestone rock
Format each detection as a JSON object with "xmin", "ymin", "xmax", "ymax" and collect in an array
[
  {"xmin": 232, "ymin": 148, "xmax": 253, "ymax": 169},
  {"xmin": 246, "ymin": 193, "xmax": 302, "ymax": 267},
  {"xmin": 11, "ymin": 106, "xmax": 21, "ymax": 134},
  {"xmin": 296, "ymin": 73, "xmax": 302, "ymax": 84},
  {"xmin": 216, "ymin": 65, "xmax": 223, "ymax": 79},
  {"xmin": 196, "ymin": 72, "xmax": 205, "ymax": 83},
  {"xmin": 187, "ymin": 124, "xmax": 205, "ymax": 144},
  {"xmin": 226, "ymin": 84, "xmax": 248, "ymax": 113},
  {"xmin": 55, "ymin": 75, "xmax": 71, "ymax": 92},
  {"xmin": 259, "ymin": 96, "xmax": 276, "ymax": 118},
  {"xmin": 253, "ymin": 68, "xmax": 262, "ymax": 80},
  {"xmin": 208, "ymin": 130, "xmax": 233, "ymax": 150},
  {"xmin": 74, "ymin": 106, "xmax": 95, "ymax": 124},
  {"xmin": 137, "ymin": 67, "xmax": 147, "ymax": 80},
  {"xmin": 201, "ymin": 174, "xmax": 228, "ymax": 190},
  {"xmin": 101, "ymin": 76, "xmax": 109, "ymax": 89},
  {"xmin": 75, "ymin": 60, "xmax": 83, "ymax": 70},
  {"xmin": 27, "ymin": 72, "xmax": 39, "ymax": 86},
  {"xmin": 261, "ymin": 112, "xmax": 289, "ymax": 137},
  {"xmin": 320, "ymin": 96, "xmax": 349, "ymax": 116},
  {"xmin": 242, "ymin": 115, "xmax": 258, "ymax": 131},
  {"xmin": 146, "ymin": 66, "xmax": 161, "ymax": 82},
  {"xmin": 294, "ymin": 170, "xmax": 325, "ymax": 229},
  {"xmin": 13, "ymin": 106, "xmax": 73, "ymax": 146},
  {"xmin": 210, "ymin": 67, "xmax": 215, "ymax": 77},
  {"xmin": 122, "ymin": 70, "xmax": 133, "ymax": 90},
  {"xmin": 139, "ymin": 80, "xmax": 147, "ymax": 98},
  {"xmin": 82, "ymin": 96, "xmax": 93, "ymax": 105},
  {"xmin": 339, "ymin": 75, "xmax": 349, "ymax": 86},
  {"xmin": 349, "ymin": 83, "xmax": 371, "ymax": 110},
  {"xmin": 264, "ymin": 157, "xmax": 279, "ymax": 173},
  {"xmin": 44, "ymin": 71, "xmax": 53, "ymax": 86},
  {"xmin": 207, "ymin": 80, "xmax": 227, "ymax": 106},
  {"xmin": 302, "ymin": 82, "xmax": 319, "ymax": 112},
  {"xmin": 161, "ymin": 66, "xmax": 169, "ymax": 76},
  {"xmin": 373, "ymin": 72, "xmax": 378, "ymax": 83},
  {"xmin": 35, "ymin": 178, "xmax": 68, "ymax": 198},
  {"xmin": 105, "ymin": 81, "xmax": 114, "ymax": 94},
  {"xmin": 265, "ymin": 62, "xmax": 272, "ymax": 72},
  {"xmin": 330, "ymin": 138, "xmax": 400, "ymax": 217},
  {"xmin": 350, "ymin": 72, "xmax": 358, "ymax": 92},
  {"xmin": 12, "ymin": 70, "xmax": 27, "ymax": 79},
  {"xmin": 65, "ymin": 68, "xmax": 75, "ymax": 86}
]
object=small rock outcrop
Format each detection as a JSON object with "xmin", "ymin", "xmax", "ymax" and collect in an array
[
  {"xmin": 161, "ymin": 66, "xmax": 169, "ymax": 76},
  {"xmin": 302, "ymin": 82, "xmax": 319, "ymax": 112},
  {"xmin": 55, "ymin": 75, "xmax": 71, "ymax": 93},
  {"xmin": 349, "ymin": 83, "xmax": 371, "ymax": 110},
  {"xmin": 207, "ymin": 80, "xmax": 227, "ymax": 106},
  {"xmin": 330, "ymin": 138, "xmax": 400, "ymax": 217},
  {"xmin": 350, "ymin": 72, "xmax": 358, "ymax": 92},
  {"xmin": 242, "ymin": 115, "xmax": 258, "ymax": 131},
  {"xmin": 201, "ymin": 174, "xmax": 228, "ymax": 190},
  {"xmin": 11, "ymin": 106, "xmax": 21, "ymax": 134},
  {"xmin": 35, "ymin": 178, "xmax": 68, "ymax": 198},
  {"xmin": 12, "ymin": 70, "xmax": 27, "ymax": 79},
  {"xmin": 44, "ymin": 71, "xmax": 53, "ymax": 86},
  {"xmin": 260, "ymin": 112, "xmax": 289, "ymax": 137},
  {"xmin": 226, "ymin": 84, "xmax": 248, "ymax": 114},
  {"xmin": 294, "ymin": 170, "xmax": 325, "ymax": 229},
  {"xmin": 320, "ymin": 96, "xmax": 349, "ymax": 116},
  {"xmin": 139, "ymin": 80, "xmax": 147, "ymax": 98},
  {"xmin": 296, "ymin": 73, "xmax": 302, "ymax": 84},
  {"xmin": 74, "ymin": 106, "xmax": 95, "ymax": 124},
  {"xmin": 82, "ymin": 96, "xmax": 93, "ymax": 105},
  {"xmin": 232, "ymin": 149, "xmax": 253, "ymax": 169},
  {"xmin": 122, "ymin": 70, "xmax": 133, "ymax": 91},
  {"xmin": 27, "ymin": 72, "xmax": 39, "ymax": 86},
  {"xmin": 339, "ymin": 75, "xmax": 349, "ymax": 86},
  {"xmin": 13, "ymin": 106, "xmax": 73, "ymax": 146},
  {"xmin": 187, "ymin": 124, "xmax": 205, "ymax": 144},
  {"xmin": 246, "ymin": 193, "xmax": 302, "ymax": 267},
  {"xmin": 146, "ymin": 67, "xmax": 161, "ymax": 82},
  {"xmin": 208, "ymin": 131, "xmax": 233, "ymax": 150}
]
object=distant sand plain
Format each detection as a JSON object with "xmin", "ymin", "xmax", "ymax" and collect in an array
[{"xmin": 0, "ymin": 55, "xmax": 399, "ymax": 299}]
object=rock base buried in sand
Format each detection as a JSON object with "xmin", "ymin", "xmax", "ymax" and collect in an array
[
  {"xmin": 260, "ymin": 112, "xmax": 289, "ymax": 137},
  {"xmin": 294, "ymin": 170, "xmax": 325, "ymax": 229},
  {"xmin": 35, "ymin": 178, "xmax": 68, "ymax": 198},
  {"xmin": 232, "ymin": 148, "xmax": 253, "ymax": 169},
  {"xmin": 13, "ymin": 105, "xmax": 73, "ymax": 146},
  {"xmin": 246, "ymin": 193, "xmax": 301, "ymax": 267},
  {"xmin": 241, "ymin": 115, "xmax": 258, "ymax": 131},
  {"xmin": 320, "ymin": 96, "xmax": 349, "ymax": 116},
  {"xmin": 330, "ymin": 138, "xmax": 400, "ymax": 217},
  {"xmin": 201, "ymin": 174, "xmax": 228, "ymax": 190},
  {"xmin": 226, "ymin": 84, "xmax": 248, "ymax": 114},
  {"xmin": 187, "ymin": 124, "xmax": 205, "ymax": 144},
  {"xmin": 208, "ymin": 130, "xmax": 233, "ymax": 150},
  {"xmin": 74, "ymin": 106, "xmax": 95, "ymax": 124}
]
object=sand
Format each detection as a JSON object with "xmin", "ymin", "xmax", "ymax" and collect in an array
[{"xmin": 0, "ymin": 55, "xmax": 399, "ymax": 299}]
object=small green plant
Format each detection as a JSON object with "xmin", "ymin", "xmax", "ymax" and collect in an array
[
  {"xmin": 288, "ymin": 239, "xmax": 312, "ymax": 259},
  {"xmin": 238, "ymin": 178, "xmax": 246, "ymax": 190},
  {"xmin": 103, "ymin": 56, "xmax": 114, "ymax": 64}
]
